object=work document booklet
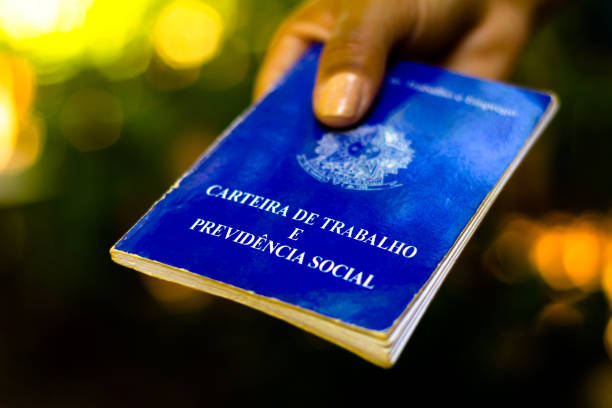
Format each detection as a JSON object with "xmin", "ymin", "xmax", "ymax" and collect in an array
[{"xmin": 111, "ymin": 47, "xmax": 558, "ymax": 367}]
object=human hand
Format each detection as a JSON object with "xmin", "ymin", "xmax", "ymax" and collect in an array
[{"xmin": 254, "ymin": 0, "xmax": 546, "ymax": 128}]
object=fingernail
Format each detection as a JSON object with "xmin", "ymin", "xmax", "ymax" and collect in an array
[{"xmin": 315, "ymin": 72, "xmax": 363, "ymax": 119}]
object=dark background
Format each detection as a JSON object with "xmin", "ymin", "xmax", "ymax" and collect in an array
[{"xmin": 0, "ymin": 0, "xmax": 611, "ymax": 406}]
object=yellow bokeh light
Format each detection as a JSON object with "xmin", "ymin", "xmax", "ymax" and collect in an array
[
  {"xmin": 0, "ymin": 0, "xmax": 63, "ymax": 39},
  {"xmin": 0, "ymin": 0, "xmax": 155, "ymax": 83},
  {"xmin": 153, "ymin": 0, "xmax": 224, "ymax": 70},
  {"xmin": 562, "ymin": 225, "xmax": 601, "ymax": 290},
  {"xmin": 0, "ymin": 0, "xmax": 94, "ymax": 40},
  {"xmin": 0, "ymin": 93, "xmax": 17, "ymax": 171},
  {"xmin": 82, "ymin": 0, "xmax": 152, "ymax": 69},
  {"xmin": 0, "ymin": 60, "xmax": 18, "ymax": 171},
  {"xmin": 0, "ymin": 0, "xmax": 91, "ymax": 60}
]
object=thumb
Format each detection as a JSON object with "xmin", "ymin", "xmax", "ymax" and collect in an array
[{"xmin": 313, "ymin": 7, "xmax": 398, "ymax": 128}]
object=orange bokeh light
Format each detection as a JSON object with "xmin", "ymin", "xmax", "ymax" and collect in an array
[
  {"xmin": 602, "ymin": 242, "xmax": 612, "ymax": 304},
  {"xmin": 530, "ymin": 218, "xmax": 606, "ymax": 292},
  {"xmin": 141, "ymin": 274, "xmax": 213, "ymax": 312},
  {"xmin": 562, "ymin": 223, "xmax": 602, "ymax": 290},
  {"xmin": 0, "ymin": 53, "xmax": 38, "ymax": 173},
  {"xmin": 531, "ymin": 229, "xmax": 574, "ymax": 290},
  {"xmin": 605, "ymin": 319, "xmax": 612, "ymax": 361}
]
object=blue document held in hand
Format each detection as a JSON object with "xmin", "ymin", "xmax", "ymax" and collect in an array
[{"xmin": 111, "ymin": 46, "xmax": 558, "ymax": 367}]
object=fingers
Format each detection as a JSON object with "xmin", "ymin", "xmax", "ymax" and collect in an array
[
  {"xmin": 312, "ymin": 3, "xmax": 400, "ymax": 127},
  {"xmin": 443, "ymin": 0, "xmax": 535, "ymax": 80},
  {"xmin": 256, "ymin": 0, "xmax": 523, "ymax": 129},
  {"xmin": 253, "ymin": 1, "xmax": 334, "ymax": 101}
]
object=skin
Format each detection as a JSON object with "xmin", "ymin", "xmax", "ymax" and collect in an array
[{"xmin": 254, "ymin": 0, "xmax": 555, "ymax": 128}]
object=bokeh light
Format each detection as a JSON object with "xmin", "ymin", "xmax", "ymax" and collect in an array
[
  {"xmin": 3, "ymin": 114, "xmax": 45, "ymax": 175},
  {"xmin": 491, "ymin": 212, "xmax": 612, "ymax": 362},
  {"xmin": 198, "ymin": 38, "xmax": 251, "ymax": 90},
  {"xmin": 0, "ymin": 54, "xmax": 38, "ymax": 174},
  {"xmin": 153, "ymin": 0, "xmax": 224, "ymax": 70},
  {"xmin": 60, "ymin": 88, "xmax": 123, "ymax": 151},
  {"xmin": 583, "ymin": 365, "xmax": 612, "ymax": 408},
  {"xmin": 606, "ymin": 319, "xmax": 612, "ymax": 361},
  {"xmin": 145, "ymin": 56, "xmax": 201, "ymax": 91},
  {"xmin": 0, "ymin": 74, "xmax": 17, "ymax": 171},
  {"xmin": 169, "ymin": 126, "xmax": 216, "ymax": 178},
  {"xmin": 0, "ymin": 0, "xmax": 90, "ymax": 40},
  {"xmin": 603, "ymin": 242, "xmax": 612, "ymax": 304},
  {"xmin": 0, "ymin": 0, "xmax": 91, "ymax": 82},
  {"xmin": 0, "ymin": 0, "xmax": 155, "ymax": 83},
  {"xmin": 529, "ymin": 216, "xmax": 607, "ymax": 292},
  {"xmin": 482, "ymin": 216, "xmax": 539, "ymax": 284},
  {"xmin": 141, "ymin": 275, "xmax": 213, "ymax": 312},
  {"xmin": 538, "ymin": 301, "xmax": 583, "ymax": 328},
  {"xmin": 531, "ymin": 228, "xmax": 574, "ymax": 290},
  {"xmin": 81, "ymin": 0, "xmax": 154, "ymax": 79},
  {"xmin": 562, "ymin": 222, "xmax": 602, "ymax": 290},
  {"xmin": 7, "ymin": 55, "xmax": 35, "ymax": 119}
]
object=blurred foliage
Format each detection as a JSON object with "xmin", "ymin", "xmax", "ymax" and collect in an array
[{"xmin": 0, "ymin": 0, "xmax": 611, "ymax": 407}]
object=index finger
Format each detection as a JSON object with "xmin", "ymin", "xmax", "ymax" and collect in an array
[{"xmin": 253, "ymin": 0, "xmax": 335, "ymax": 101}]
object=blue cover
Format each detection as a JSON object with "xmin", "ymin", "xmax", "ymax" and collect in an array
[{"xmin": 113, "ymin": 46, "xmax": 555, "ymax": 332}]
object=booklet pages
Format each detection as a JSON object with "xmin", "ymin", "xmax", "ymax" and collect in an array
[{"xmin": 111, "ymin": 46, "xmax": 558, "ymax": 367}]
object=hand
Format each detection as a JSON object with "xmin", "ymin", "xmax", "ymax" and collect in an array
[{"xmin": 254, "ymin": 0, "xmax": 545, "ymax": 128}]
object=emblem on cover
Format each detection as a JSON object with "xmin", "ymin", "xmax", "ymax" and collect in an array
[{"xmin": 297, "ymin": 125, "xmax": 415, "ymax": 191}]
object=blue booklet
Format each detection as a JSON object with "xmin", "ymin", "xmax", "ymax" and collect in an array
[{"xmin": 111, "ymin": 46, "xmax": 558, "ymax": 367}]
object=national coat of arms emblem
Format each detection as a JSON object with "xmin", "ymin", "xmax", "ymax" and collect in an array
[{"xmin": 297, "ymin": 125, "xmax": 414, "ymax": 191}]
